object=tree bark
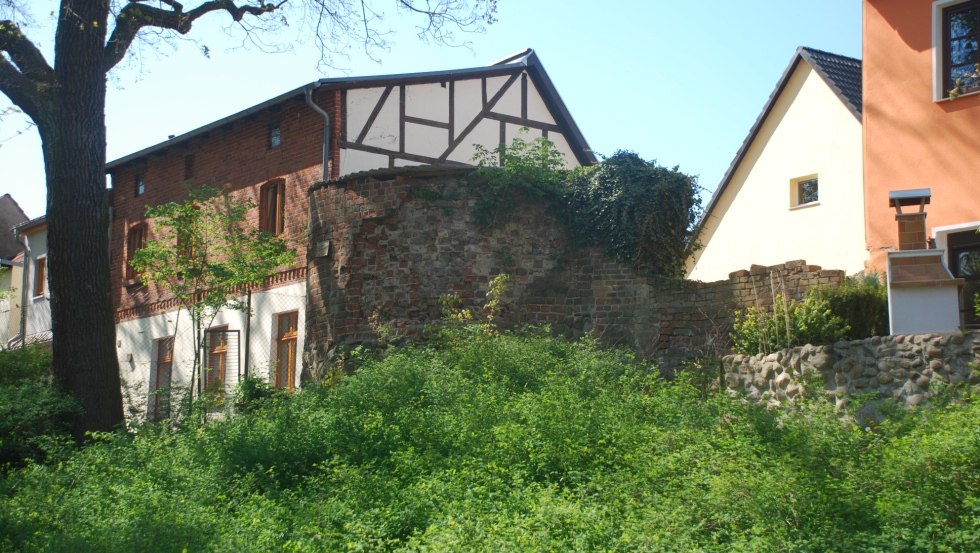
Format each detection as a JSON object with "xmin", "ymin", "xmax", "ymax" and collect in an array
[{"xmin": 42, "ymin": 0, "xmax": 124, "ymax": 435}]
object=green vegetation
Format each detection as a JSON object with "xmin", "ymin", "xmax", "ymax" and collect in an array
[
  {"xmin": 470, "ymin": 135, "xmax": 702, "ymax": 278},
  {"xmin": 0, "ymin": 346, "xmax": 77, "ymax": 469},
  {"xmin": 810, "ymin": 274, "xmax": 889, "ymax": 340},
  {"xmin": 732, "ymin": 275, "xmax": 890, "ymax": 355},
  {"xmin": 566, "ymin": 151, "xmax": 702, "ymax": 278},
  {"xmin": 1, "ymin": 326, "xmax": 978, "ymax": 551},
  {"xmin": 131, "ymin": 185, "xmax": 295, "ymax": 395}
]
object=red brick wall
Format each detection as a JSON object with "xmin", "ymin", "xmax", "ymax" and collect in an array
[
  {"xmin": 305, "ymin": 168, "xmax": 845, "ymax": 367},
  {"xmin": 110, "ymin": 92, "xmax": 335, "ymax": 319}
]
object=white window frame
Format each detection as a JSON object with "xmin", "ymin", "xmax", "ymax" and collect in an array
[
  {"xmin": 789, "ymin": 174, "xmax": 820, "ymax": 209},
  {"xmin": 932, "ymin": 219, "xmax": 980, "ymax": 267},
  {"xmin": 933, "ymin": 0, "xmax": 980, "ymax": 101}
]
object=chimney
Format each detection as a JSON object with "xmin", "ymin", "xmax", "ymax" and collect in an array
[{"xmin": 889, "ymin": 188, "xmax": 930, "ymax": 250}]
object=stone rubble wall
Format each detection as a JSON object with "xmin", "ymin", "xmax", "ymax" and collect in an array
[
  {"xmin": 723, "ymin": 332, "xmax": 980, "ymax": 408},
  {"xmin": 305, "ymin": 168, "xmax": 845, "ymax": 370}
]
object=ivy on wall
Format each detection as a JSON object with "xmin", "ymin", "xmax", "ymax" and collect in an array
[{"xmin": 468, "ymin": 135, "xmax": 703, "ymax": 279}]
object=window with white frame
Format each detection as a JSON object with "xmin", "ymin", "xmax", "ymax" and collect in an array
[
  {"xmin": 934, "ymin": 0, "xmax": 980, "ymax": 99},
  {"xmin": 790, "ymin": 175, "xmax": 819, "ymax": 208}
]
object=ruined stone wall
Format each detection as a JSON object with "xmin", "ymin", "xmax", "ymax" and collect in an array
[
  {"xmin": 305, "ymin": 168, "xmax": 844, "ymax": 368},
  {"xmin": 723, "ymin": 332, "xmax": 980, "ymax": 408}
]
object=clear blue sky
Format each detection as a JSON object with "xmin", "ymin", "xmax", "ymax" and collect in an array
[{"xmin": 0, "ymin": 1, "xmax": 861, "ymax": 219}]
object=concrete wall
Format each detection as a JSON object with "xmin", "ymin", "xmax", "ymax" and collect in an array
[
  {"xmin": 306, "ymin": 169, "xmax": 844, "ymax": 369},
  {"xmin": 688, "ymin": 62, "xmax": 866, "ymax": 281}
]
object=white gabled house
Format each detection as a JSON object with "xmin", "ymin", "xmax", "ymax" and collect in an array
[{"xmin": 687, "ymin": 47, "xmax": 865, "ymax": 282}]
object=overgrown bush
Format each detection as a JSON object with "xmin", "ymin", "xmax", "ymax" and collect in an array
[
  {"xmin": 0, "ymin": 346, "xmax": 78, "ymax": 468},
  {"xmin": 468, "ymin": 132, "xmax": 567, "ymax": 227},
  {"xmin": 810, "ymin": 274, "xmax": 889, "ymax": 339},
  {"xmin": 1, "ymin": 331, "xmax": 976, "ymax": 551},
  {"xmin": 469, "ymin": 137, "xmax": 702, "ymax": 278},
  {"xmin": 731, "ymin": 294, "xmax": 850, "ymax": 355},
  {"xmin": 566, "ymin": 150, "xmax": 702, "ymax": 278}
]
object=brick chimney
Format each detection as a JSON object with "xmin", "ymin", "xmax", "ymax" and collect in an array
[
  {"xmin": 885, "ymin": 188, "xmax": 965, "ymax": 334},
  {"xmin": 889, "ymin": 188, "xmax": 930, "ymax": 250}
]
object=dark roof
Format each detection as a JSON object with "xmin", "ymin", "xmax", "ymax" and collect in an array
[
  {"xmin": 106, "ymin": 49, "xmax": 595, "ymax": 170},
  {"xmin": 0, "ymin": 194, "xmax": 28, "ymax": 260},
  {"xmin": 801, "ymin": 47, "xmax": 862, "ymax": 119},
  {"xmin": 694, "ymin": 47, "xmax": 862, "ymax": 240}
]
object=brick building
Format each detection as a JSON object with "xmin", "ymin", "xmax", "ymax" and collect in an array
[{"xmin": 107, "ymin": 49, "xmax": 594, "ymax": 417}]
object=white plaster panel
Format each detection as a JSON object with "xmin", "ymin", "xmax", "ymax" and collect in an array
[
  {"xmin": 360, "ymin": 90, "xmax": 400, "ymax": 149},
  {"xmin": 115, "ymin": 282, "xmax": 306, "ymax": 418},
  {"xmin": 494, "ymin": 75, "xmax": 523, "ymax": 117},
  {"xmin": 546, "ymin": 132, "xmax": 576, "ymax": 169},
  {"xmin": 405, "ymin": 82, "xmax": 450, "ymax": 123},
  {"xmin": 888, "ymin": 285, "xmax": 961, "ymax": 334},
  {"xmin": 346, "ymin": 87, "xmax": 386, "ymax": 139},
  {"xmin": 525, "ymin": 79, "xmax": 557, "ymax": 125},
  {"xmin": 506, "ymin": 125, "xmax": 542, "ymax": 142},
  {"xmin": 687, "ymin": 63, "xmax": 866, "ymax": 282},
  {"xmin": 485, "ymin": 75, "xmax": 509, "ymax": 102},
  {"xmin": 453, "ymin": 79, "xmax": 484, "ymax": 139},
  {"xmin": 393, "ymin": 159, "xmax": 426, "ymax": 167},
  {"xmin": 404, "ymin": 123, "xmax": 449, "ymax": 158},
  {"xmin": 340, "ymin": 148, "xmax": 390, "ymax": 175},
  {"xmin": 450, "ymin": 119, "xmax": 500, "ymax": 166}
]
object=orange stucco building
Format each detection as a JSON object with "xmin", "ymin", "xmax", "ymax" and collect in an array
[{"xmin": 864, "ymin": 0, "xmax": 980, "ymax": 324}]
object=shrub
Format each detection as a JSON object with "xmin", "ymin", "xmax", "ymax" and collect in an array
[
  {"xmin": 810, "ymin": 274, "xmax": 889, "ymax": 339},
  {"xmin": 732, "ymin": 294, "xmax": 850, "ymax": 355},
  {"xmin": 566, "ymin": 151, "xmax": 702, "ymax": 278},
  {"xmin": 0, "ymin": 346, "xmax": 78, "ymax": 468},
  {"xmin": 0, "ymin": 331, "xmax": 976, "ymax": 551}
]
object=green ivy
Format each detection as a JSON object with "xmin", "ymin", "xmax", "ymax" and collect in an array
[
  {"xmin": 469, "ymin": 137, "xmax": 702, "ymax": 279},
  {"xmin": 566, "ymin": 151, "xmax": 702, "ymax": 278}
]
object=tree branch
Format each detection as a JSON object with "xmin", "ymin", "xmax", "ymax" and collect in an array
[
  {"xmin": 104, "ymin": 0, "xmax": 287, "ymax": 72},
  {"xmin": 0, "ymin": 19, "xmax": 53, "ymax": 123}
]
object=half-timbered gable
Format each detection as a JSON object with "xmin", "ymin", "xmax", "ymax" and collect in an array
[{"xmin": 329, "ymin": 49, "xmax": 594, "ymax": 173}]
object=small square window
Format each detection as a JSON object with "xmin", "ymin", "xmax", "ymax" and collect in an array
[
  {"xmin": 790, "ymin": 175, "xmax": 819, "ymax": 208},
  {"xmin": 269, "ymin": 125, "xmax": 282, "ymax": 149},
  {"xmin": 135, "ymin": 174, "xmax": 145, "ymax": 197}
]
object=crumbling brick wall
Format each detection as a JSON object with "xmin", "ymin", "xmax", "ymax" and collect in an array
[{"xmin": 305, "ymin": 167, "xmax": 844, "ymax": 370}]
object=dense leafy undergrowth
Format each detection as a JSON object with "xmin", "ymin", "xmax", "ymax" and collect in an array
[{"xmin": 1, "ymin": 331, "xmax": 979, "ymax": 552}]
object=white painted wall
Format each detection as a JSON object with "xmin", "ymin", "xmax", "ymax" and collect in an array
[
  {"xmin": 687, "ymin": 63, "xmax": 866, "ymax": 282},
  {"xmin": 888, "ymin": 285, "xmax": 961, "ymax": 334},
  {"xmin": 115, "ymin": 282, "xmax": 306, "ymax": 417},
  {"xmin": 21, "ymin": 226, "xmax": 50, "ymax": 343}
]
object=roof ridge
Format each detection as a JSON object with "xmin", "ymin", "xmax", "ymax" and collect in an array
[{"xmin": 798, "ymin": 46, "xmax": 861, "ymax": 64}]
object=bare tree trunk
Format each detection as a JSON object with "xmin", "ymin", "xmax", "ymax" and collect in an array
[{"xmin": 41, "ymin": 0, "xmax": 123, "ymax": 436}]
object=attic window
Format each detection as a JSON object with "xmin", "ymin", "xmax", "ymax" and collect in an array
[
  {"xmin": 269, "ymin": 124, "xmax": 282, "ymax": 149},
  {"xmin": 790, "ymin": 175, "xmax": 819, "ymax": 208},
  {"xmin": 135, "ymin": 174, "xmax": 145, "ymax": 197}
]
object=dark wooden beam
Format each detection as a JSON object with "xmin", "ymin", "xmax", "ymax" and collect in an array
[{"xmin": 355, "ymin": 86, "xmax": 393, "ymax": 144}]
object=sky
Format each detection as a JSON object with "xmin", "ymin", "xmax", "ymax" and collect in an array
[{"xmin": 0, "ymin": 1, "xmax": 862, "ymax": 219}]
